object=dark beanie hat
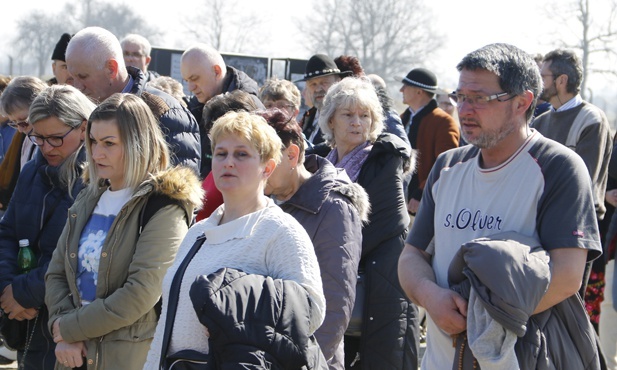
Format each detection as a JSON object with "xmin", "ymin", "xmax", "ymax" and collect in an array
[{"xmin": 51, "ymin": 33, "xmax": 72, "ymax": 61}]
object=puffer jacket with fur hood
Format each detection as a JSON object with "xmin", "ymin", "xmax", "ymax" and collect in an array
[
  {"xmin": 45, "ymin": 166, "xmax": 203, "ymax": 370},
  {"xmin": 279, "ymin": 155, "xmax": 369, "ymax": 369}
]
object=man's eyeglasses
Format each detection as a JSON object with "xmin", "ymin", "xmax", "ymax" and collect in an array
[
  {"xmin": 123, "ymin": 52, "xmax": 145, "ymax": 58},
  {"xmin": 28, "ymin": 127, "xmax": 75, "ymax": 147},
  {"xmin": 8, "ymin": 120, "xmax": 30, "ymax": 130},
  {"xmin": 448, "ymin": 92, "xmax": 514, "ymax": 108}
]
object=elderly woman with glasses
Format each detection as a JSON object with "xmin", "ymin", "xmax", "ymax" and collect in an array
[
  {"xmin": 318, "ymin": 77, "xmax": 419, "ymax": 370},
  {"xmin": 0, "ymin": 76, "xmax": 48, "ymax": 213},
  {"xmin": 0, "ymin": 84, "xmax": 95, "ymax": 370}
]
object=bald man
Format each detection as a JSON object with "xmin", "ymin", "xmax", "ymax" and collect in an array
[
  {"xmin": 66, "ymin": 27, "xmax": 201, "ymax": 174},
  {"xmin": 181, "ymin": 44, "xmax": 262, "ymax": 176}
]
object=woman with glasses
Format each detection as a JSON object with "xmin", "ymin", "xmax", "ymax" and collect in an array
[
  {"xmin": 45, "ymin": 93, "xmax": 202, "ymax": 370},
  {"xmin": 0, "ymin": 84, "xmax": 95, "ymax": 369},
  {"xmin": 0, "ymin": 76, "xmax": 48, "ymax": 214}
]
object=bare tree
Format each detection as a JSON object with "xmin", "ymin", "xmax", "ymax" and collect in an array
[
  {"xmin": 10, "ymin": 0, "xmax": 159, "ymax": 78},
  {"xmin": 298, "ymin": 0, "xmax": 444, "ymax": 80},
  {"xmin": 13, "ymin": 11, "xmax": 68, "ymax": 77},
  {"xmin": 64, "ymin": 0, "xmax": 162, "ymax": 43},
  {"xmin": 185, "ymin": 0, "xmax": 264, "ymax": 53},
  {"xmin": 544, "ymin": 0, "xmax": 617, "ymax": 100}
]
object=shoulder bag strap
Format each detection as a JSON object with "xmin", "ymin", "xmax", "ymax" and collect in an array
[{"xmin": 158, "ymin": 233, "xmax": 207, "ymax": 369}]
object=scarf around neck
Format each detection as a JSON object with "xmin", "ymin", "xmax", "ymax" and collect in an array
[{"xmin": 326, "ymin": 141, "xmax": 372, "ymax": 182}]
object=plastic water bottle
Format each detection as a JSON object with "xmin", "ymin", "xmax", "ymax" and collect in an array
[{"xmin": 17, "ymin": 239, "xmax": 36, "ymax": 274}]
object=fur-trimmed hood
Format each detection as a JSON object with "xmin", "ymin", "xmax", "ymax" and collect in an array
[
  {"xmin": 143, "ymin": 166, "xmax": 204, "ymax": 212},
  {"xmin": 286, "ymin": 155, "xmax": 370, "ymax": 222},
  {"xmin": 331, "ymin": 177, "xmax": 370, "ymax": 223}
]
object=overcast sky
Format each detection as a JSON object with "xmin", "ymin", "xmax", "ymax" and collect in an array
[{"xmin": 3, "ymin": 0, "xmax": 616, "ymax": 115}]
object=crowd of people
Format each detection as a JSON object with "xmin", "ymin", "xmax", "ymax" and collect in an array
[{"xmin": 0, "ymin": 25, "xmax": 614, "ymax": 370}]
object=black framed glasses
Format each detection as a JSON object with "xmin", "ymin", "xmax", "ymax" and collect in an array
[
  {"xmin": 8, "ymin": 120, "xmax": 29, "ymax": 130},
  {"xmin": 28, "ymin": 127, "xmax": 75, "ymax": 147},
  {"xmin": 448, "ymin": 92, "xmax": 514, "ymax": 108}
]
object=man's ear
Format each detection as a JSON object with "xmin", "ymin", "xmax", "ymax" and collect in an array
[
  {"xmin": 515, "ymin": 90, "xmax": 535, "ymax": 115},
  {"xmin": 145, "ymin": 56, "xmax": 152, "ymax": 67},
  {"xmin": 106, "ymin": 59, "xmax": 119, "ymax": 79},
  {"xmin": 555, "ymin": 74, "xmax": 568, "ymax": 91},
  {"xmin": 213, "ymin": 65, "xmax": 222, "ymax": 77}
]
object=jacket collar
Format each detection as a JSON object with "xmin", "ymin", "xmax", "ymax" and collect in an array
[{"xmin": 284, "ymin": 155, "xmax": 341, "ymax": 214}]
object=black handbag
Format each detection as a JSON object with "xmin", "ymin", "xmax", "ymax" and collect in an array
[
  {"xmin": 159, "ymin": 234, "xmax": 212, "ymax": 370},
  {"xmin": 0, "ymin": 312, "xmax": 27, "ymax": 350},
  {"xmin": 345, "ymin": 269, "xmax": 364, "ymax": 337}
]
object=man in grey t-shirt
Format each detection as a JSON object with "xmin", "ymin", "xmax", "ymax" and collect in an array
[{"xmin": 398, "ymin": 43, "xmax": 602, "ymax": 369}]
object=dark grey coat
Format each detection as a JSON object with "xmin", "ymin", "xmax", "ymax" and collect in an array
[
  {"xmin": 449, "ymin": 232, "xmax": 602, "ymax": 370},
  {"xmin": 280, "ymin": 155, "xmax": 368, "ymax": 369}
]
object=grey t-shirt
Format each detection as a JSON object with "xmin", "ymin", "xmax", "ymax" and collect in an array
[{"xmin": 406, "ymin": 129, "xmax": 601, "ymax": 370}]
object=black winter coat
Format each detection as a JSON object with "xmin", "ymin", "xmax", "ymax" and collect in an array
[
  {"xmin": 128, "ymin": 67, "xmax": 201, "ymax": 174},
  {"xmin": 353, "ymin": 133, "xmax": 419, "ymax": 370},
  {"xmin": 189, "ymin": 267, "xmax": 328, "ymax": 370}
]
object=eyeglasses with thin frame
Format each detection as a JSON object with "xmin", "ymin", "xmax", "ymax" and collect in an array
[
  {"xmin": 28, "ymin": 126, "xmax": 76, "ymax": 147},
  {"xmin": 8, "ymin": 120, "xmax": 30, "ymax": 130},
  {"xmin": 264, "ymin": 102, "xmax": 295, "ymax": 110},
  {"xmin": 123, "ymin": 51, "xmax": 145, "ymax": 58},
  {"xmin": 448, "ymin": 92, "xmax": 515, "ymax": 108}
]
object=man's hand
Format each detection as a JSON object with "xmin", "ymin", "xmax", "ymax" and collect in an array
[
  {"xmin": 0, "ymin": 285, "xmax": 29, "ymax": 320},
  {"xmin": 399, "ymin": 244, "xmax": 468, "ymax": 335},
  {"xmin": 407, "ymin": 198, "xmax": 420, "ymax": 215},
  {"xmin": 55, "ymin": 341, "xmax": 87, "ymax": 368},
  {"xmin": 422, "ymin": 284, "xmax": 468, "ymax": 335}
]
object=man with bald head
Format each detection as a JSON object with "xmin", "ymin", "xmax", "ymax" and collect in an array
[
  {"xmin": 181, "ymin": 43, "xmax": 261, "ymax": 176},
  {"xmin": 66, "ymin": 27, "xmax": 200, "ymax": 174}
]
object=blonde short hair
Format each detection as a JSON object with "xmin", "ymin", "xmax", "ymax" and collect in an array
[
  {"xmin": 210, "ymin": 111, "xmax": 282, "ymax": 165},
  {"xmin": 318, "ymin": 77, "xmax": 384, "ymax": 147}
]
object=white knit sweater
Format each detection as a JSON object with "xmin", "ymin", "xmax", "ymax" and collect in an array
[{"xmin": 143, "ymin": 198, "xmax": 325, "ymax": 369}]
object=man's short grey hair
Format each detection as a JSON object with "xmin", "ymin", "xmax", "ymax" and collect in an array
[
  {"xmin": 318, "ymin": 77, "xmax": 384, "ymax": 147},
  {"xmin": 67, "ymin": 27, "xmax": 125, "ymax": 71},
  {"xmin": 120, "ymin": 34, "xmax": 152, "ymax": 56},
  {"xmin": 543, "ymin": 49, "xmax": 583, "ymax": 95},
  {"xmin": 457, "ymin": 43, "xmax": 542, "ymax": 123}
]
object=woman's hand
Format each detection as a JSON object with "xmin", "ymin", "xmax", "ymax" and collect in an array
[
  {"xmin": 14, "ymin": 308, "xmax": 38, "ymax": 321},
  {"xmin": 55, "ymin": 341, "xmax": 87, "ymax": 368},
  {"xmin": 52, "ymin": 318, "xmax": 64, "ymax": 343},
  {"xmin": 0, "ymin": 284, "xmax": 30, "ymax": 320}
]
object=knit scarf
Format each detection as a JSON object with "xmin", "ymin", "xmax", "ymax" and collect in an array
[{"xmin": 325, "ymin": 141, "xmax": 372, "ymax": 182}]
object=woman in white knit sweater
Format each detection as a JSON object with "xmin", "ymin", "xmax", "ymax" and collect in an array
[{"xmin": 143, "ymin": 111, "xmax": 325, "ymax": 369}]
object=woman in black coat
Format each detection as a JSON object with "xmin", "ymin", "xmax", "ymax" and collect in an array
[{"xmin": 318, "ymin": 77, "xmax": 419, "ymax": 370}]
